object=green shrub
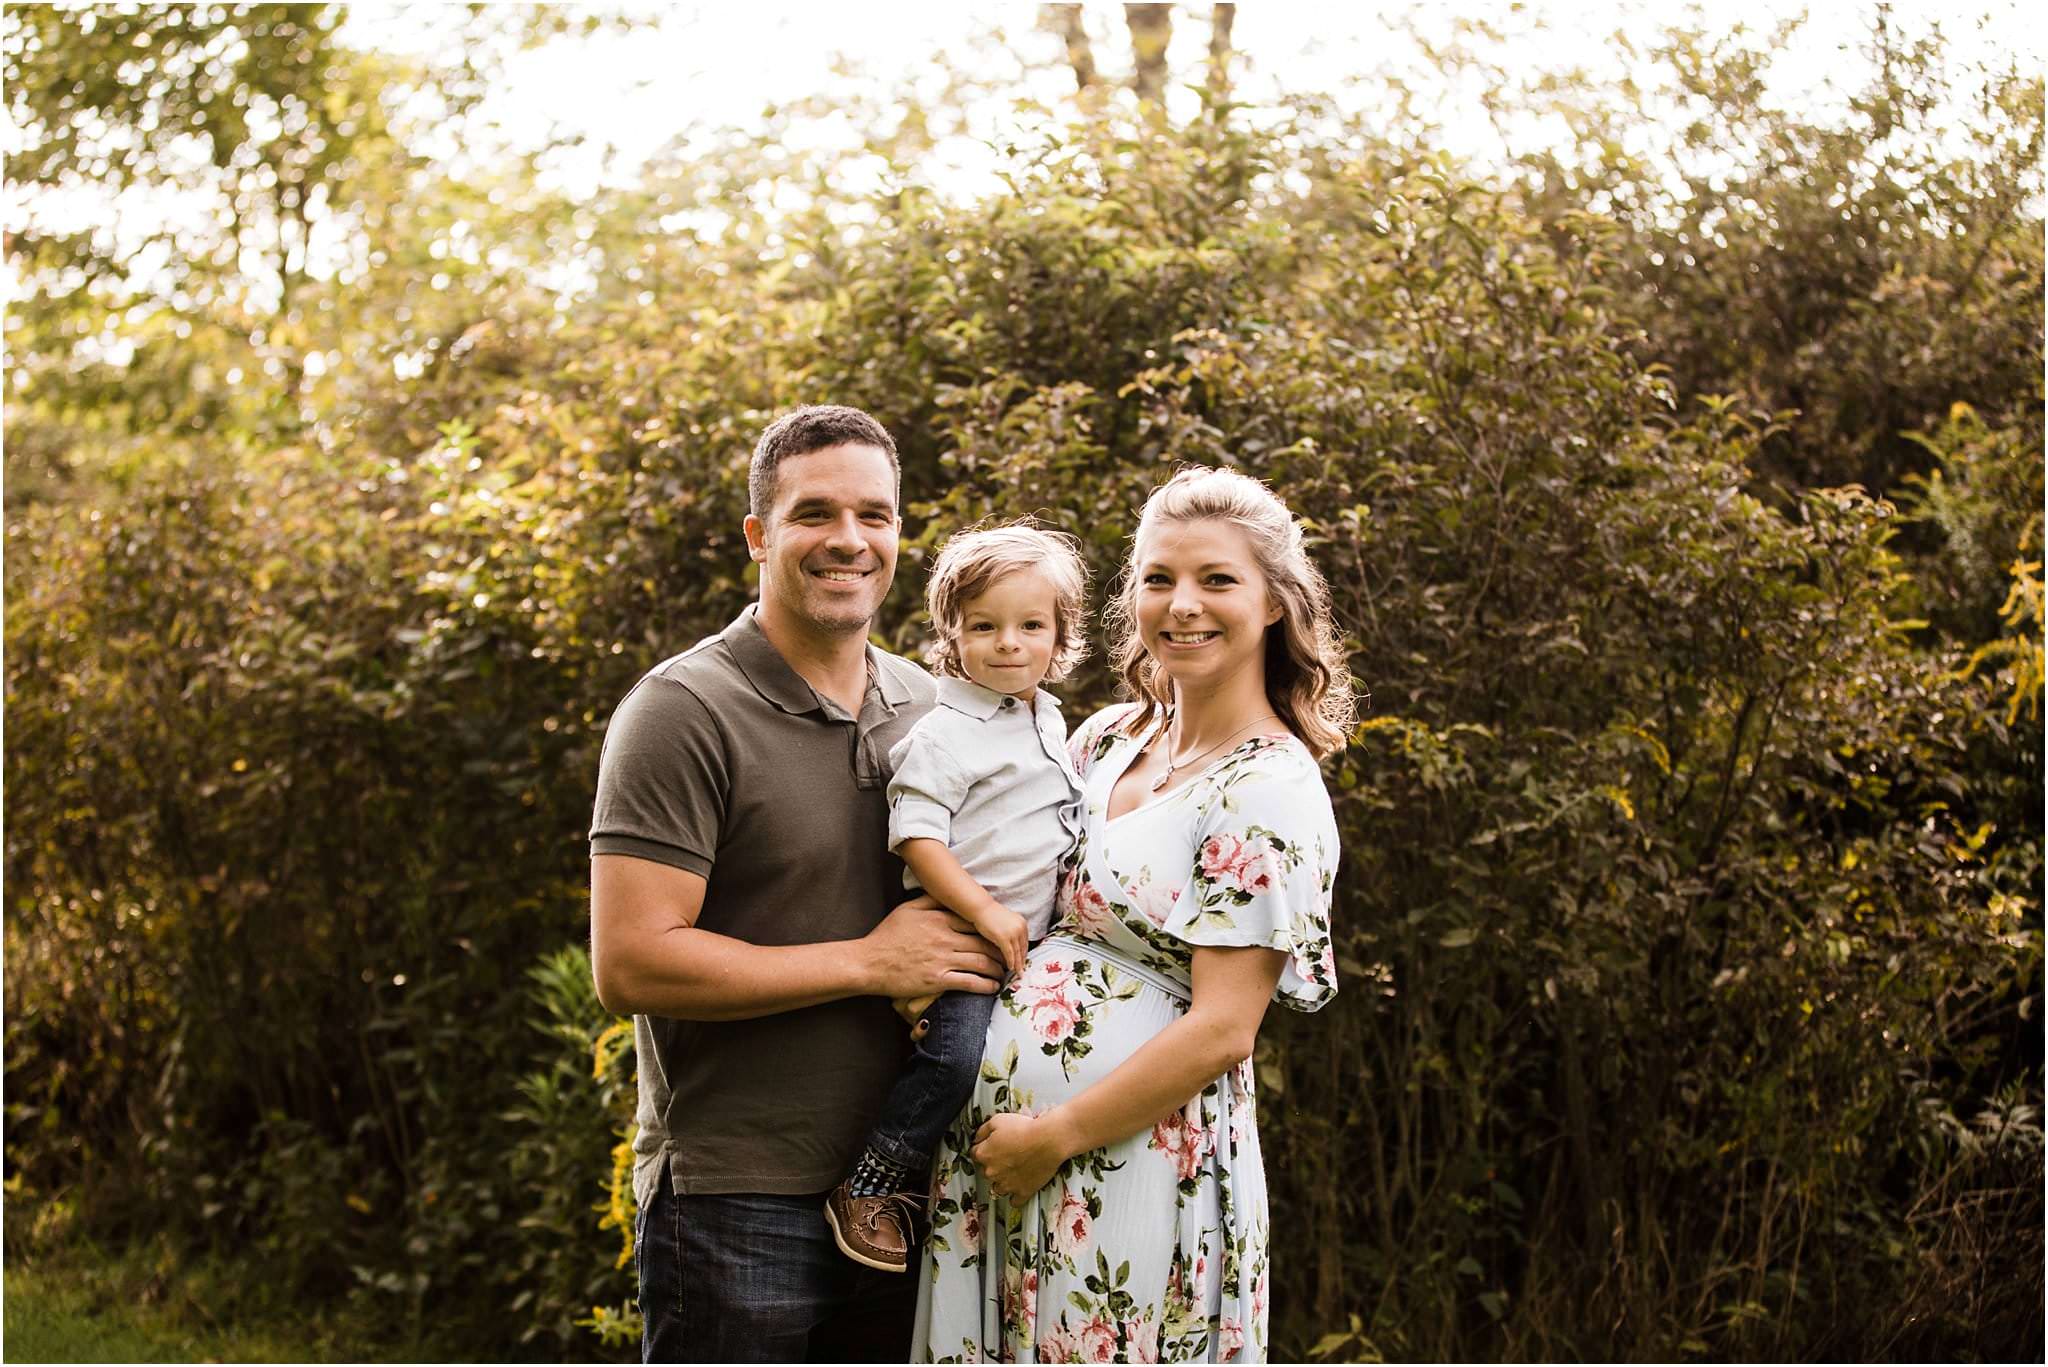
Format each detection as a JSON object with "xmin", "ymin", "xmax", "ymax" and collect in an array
[{"xmin": 6, "ymin": 40, "xmax": 2038, "ymax": 1361}]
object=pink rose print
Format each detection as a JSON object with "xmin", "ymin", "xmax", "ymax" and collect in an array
[
  {"xmin": 1019, "ymin": 955, "xmax": 1076, "ymax": 995},
  {"xmin": 1079, "ymin": 1312, "xmax": 1118, "ymax": 1363},
  {"xmin": 1017, "ymin": 956, "xmax": 1086, "ymax": 1043},
  {"xmin": 960, "ymin": 1200, "xmax": 983, "ymax": 1248},
  {"xmin": 1040, "ymin": 1317, "xmax": 1077, "ymax": 1364},
  {"xmin": 1052, "ymin": 1186, "xmax": 1092, "ymax": 1257},
  {"xmin": 1218, "ymin": 1316, "xmax": 1245, "ymax": 1361},
  {"xmin": 1200, "ymin": 834, "xmax": 1245, "ymax": 880},
  {"xmin": 1149, "ymin": 1103, "xmax": 1211, "ymax": 1182},
  {"xmin": 1233, "ymin": 835, "xmax": 1282, "ymax": 895},
  {"xmin": 1002, "ymin": 1264, "xmax": 1039, "ymax": 1338},
  {"xmin": 1066, "ymin": 878, "xmax": 1117, "ymax": 939},
  {"xmin": 1254, "ymin": 1269, "xmax": 1269, "ymax": 1325},
  {"xmin": 1150, "ymin": 1110, "xmax": 1191, "ymax": 1178},
  {"xmin": 1126, "ymin": 1312, "xmax": 1161, "ymax": 1364},
  {"xmin": 1029, "ymin": 992, "xmax": 1080, "ymax": 1044},
  {"xmin": 1129, "ymin": 875, "xmax": 1182, "ymax": 929}
]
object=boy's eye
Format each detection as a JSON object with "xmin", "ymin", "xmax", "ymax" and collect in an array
[
  {"xmin": 1023, "ymin": 620, "xmax": 1046, "ymax": 631},
  {"xmin": 968, "ymin": 622, "xmax": 994, "ymax": 631}
]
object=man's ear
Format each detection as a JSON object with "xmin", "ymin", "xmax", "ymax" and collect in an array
[{"xmin": 743, "ymin": 514, "xmax": 768, "ymax": 564}]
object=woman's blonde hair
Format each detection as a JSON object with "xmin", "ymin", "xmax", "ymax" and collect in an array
[
  {"xmin": 924, "ymin": 521, "xmax": 1092, "ymax": 685},
  {"xmin": 1106, "ymin": 467, "xmax": 1357, "ymax": 758}
]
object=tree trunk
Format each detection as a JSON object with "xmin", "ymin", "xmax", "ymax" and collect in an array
[
  {"xmin": 1124, "ymin": 3, "xmax": 1172, "ymax": 105},
  {"xmin": 1043, "ymin": 4, "xmax": 1097, "ymax": 92},
  {"xmin": 1207, "ymin": 3, "xmax": 1236, "ymax": 101}
]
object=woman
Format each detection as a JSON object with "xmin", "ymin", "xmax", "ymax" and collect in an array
[{"xmin": 913, "ymin": 467, "xmax": 1355, "ymax": 1363}]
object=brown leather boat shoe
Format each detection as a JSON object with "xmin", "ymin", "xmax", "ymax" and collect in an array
[{"xmin": 824, "ymin": 1181, "xmax": 922, "ymax": 1273}]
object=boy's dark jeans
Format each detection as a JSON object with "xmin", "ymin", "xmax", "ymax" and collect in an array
[
  {"xmin": 863, "ymin": 986, "xmax": 999, "ymax": 1172},
  {"xmin": 636, "ymin": 1167, "xmax": 915, "ymax": 1363}
]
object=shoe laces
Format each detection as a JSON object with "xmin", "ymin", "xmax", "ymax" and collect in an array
[{"xmin": 860, "ymin": 1190, "xmax": 927, "ymax": 1238}]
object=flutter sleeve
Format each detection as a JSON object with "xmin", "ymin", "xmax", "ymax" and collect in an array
[{"xmin": 1163, "ymin": 741, "xmax": 1341, "ymax": 1011}]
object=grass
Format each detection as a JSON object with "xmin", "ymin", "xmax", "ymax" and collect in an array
[
  {"xmin": 3, "ymin": 1266, "xmax": 227, "ymax": 1364},
  {"xmin": 2, "ymin": 1226, "xmax": 367, "ymax": 1364}
]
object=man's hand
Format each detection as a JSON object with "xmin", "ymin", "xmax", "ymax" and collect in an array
[
  {"xmin": 892, "ymin": 993, "xmax": 939, "ymax": 1025},
  {"xmin": 860, "ymin": 897, "xmax": 1006, "ymax": 999},
  {"xmin": 966, "ymin": 901, "xmax": 1030, "ymax": 977}
]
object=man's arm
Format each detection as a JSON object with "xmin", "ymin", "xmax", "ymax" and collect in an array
[{"xmin": 590, "ymin": 854, "xmax": 1007, "ymax": 1020}]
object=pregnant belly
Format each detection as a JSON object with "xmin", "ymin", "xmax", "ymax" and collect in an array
[{"xmin": 976, "ymin": 950, "xmax": 1187, "ymax": 1114}]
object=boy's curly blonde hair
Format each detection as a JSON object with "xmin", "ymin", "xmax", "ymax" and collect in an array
[{"xmin": 924, "ymin": 521, "xmax": 1091, "ymax": 685}]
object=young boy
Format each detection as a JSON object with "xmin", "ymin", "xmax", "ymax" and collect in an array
[{"xmin": 825, "ymin": 521, "xmax": 1091, "ymax": 1273}]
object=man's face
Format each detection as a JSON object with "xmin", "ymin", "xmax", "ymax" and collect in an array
[{"xmin": 744, "ymin": 442, "xmax": 900, "ymax": 638}]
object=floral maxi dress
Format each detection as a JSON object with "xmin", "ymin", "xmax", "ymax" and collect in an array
[{"xmin": 913, "ymin": 705, "xmax": 1340, "ymax": 1364}]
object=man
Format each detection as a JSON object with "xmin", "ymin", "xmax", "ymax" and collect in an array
[{"xmin": 589, "ymin": 404, "xmax": 1006, "ymax": 1362}]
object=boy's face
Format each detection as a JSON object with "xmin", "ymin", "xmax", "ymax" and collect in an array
[{"xmin": 956, "ymin": 566, "xmax": 1060, "ymax": 700}]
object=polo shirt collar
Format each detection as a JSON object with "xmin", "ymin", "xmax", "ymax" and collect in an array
[
  {"xmin": 727, "ymin": 604, "xmax": 913, "ymax": 715},
  {"xmin": 870, "ymin": 648, "xmax": 915, "ymax": 709},
  {"xmin": 725, "ymin": 604, "xmax": 822, "ymax": 714}
]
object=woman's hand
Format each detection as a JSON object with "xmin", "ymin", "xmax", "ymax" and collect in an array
[{"xmin": 972, "ymin": 1111, "xmax": 1071, "ymax": 1204}]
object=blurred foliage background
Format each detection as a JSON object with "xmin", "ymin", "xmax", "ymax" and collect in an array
[{"xmin": 4, "ymin": 3, "xmax": 2041, "ymax": 1360}]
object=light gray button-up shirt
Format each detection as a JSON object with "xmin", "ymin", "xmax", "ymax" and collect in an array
[{"xmin": 886, "ymin": 676, "xmax": 1085, "ymax": 937}]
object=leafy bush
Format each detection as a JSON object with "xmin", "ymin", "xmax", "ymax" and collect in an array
[{"xmin": 5, "ymin": 17, "xmax": 2039, "ymax": 1361}]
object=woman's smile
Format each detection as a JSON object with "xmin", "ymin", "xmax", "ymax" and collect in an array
[{"xmin": 1133, "ymin": 517, "xmax": 1283, "ymax": 687}]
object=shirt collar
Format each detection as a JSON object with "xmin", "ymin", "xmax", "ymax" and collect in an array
[
  {"xmin": 869, "ymin": 649, "xmax": 914, "ymax": 709},
  {"xmin": 935, "ymin": 675, "xmax": 1060, "ymax": 720},
  {"xmin": 727, "ymin": 604, "xmax": 912, "ymax": 716},
  {"xmin": 728, "ymin": 605, "xmax": 821, "ymax": 714}
]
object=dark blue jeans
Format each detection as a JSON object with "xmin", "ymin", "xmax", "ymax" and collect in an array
[
  {"xmin": 637, "ymin": 1167, "xmax": 916, "ymax": 1363},
  {"xmin": 863, "ymin": 986, "xmax": 997, "ymax": 1172}
]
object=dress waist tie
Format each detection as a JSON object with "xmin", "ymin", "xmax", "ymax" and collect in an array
[{"xmin": 1039, "ymin": 932, "xmax": 1191, "ymax": 1005}]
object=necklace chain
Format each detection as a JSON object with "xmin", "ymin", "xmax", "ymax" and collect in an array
[{"xmin": 1148, "ymin": 712, "xmax": 1280, "ymax": 793}]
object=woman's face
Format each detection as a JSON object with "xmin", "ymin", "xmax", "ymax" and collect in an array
[{"xmin": 1132, "ymin": 516, "xmax": 1283, "ymax": 696}]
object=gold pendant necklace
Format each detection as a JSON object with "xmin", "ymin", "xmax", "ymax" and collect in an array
[{"xmin": 1148, "ymin": 713, "xmax": 1280, "ymax": 793}]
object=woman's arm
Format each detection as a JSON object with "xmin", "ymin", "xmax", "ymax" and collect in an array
[{"xmin": 972, "ymin": 943, "xmax": 1285, "ymax": 1201}]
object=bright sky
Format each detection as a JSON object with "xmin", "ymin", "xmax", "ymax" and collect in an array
[
  {"xmin": 5, "ymin": 0, "xmax": 2036, "ymax": 332},
  {"xmin": 347, "ymin": 0, "xmax": 2043, "ymax": 201}
]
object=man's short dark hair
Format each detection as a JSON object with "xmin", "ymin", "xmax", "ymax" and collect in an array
[{"xmin": 748, "ymin": 405, "xmax": 901, "ymax": 519}]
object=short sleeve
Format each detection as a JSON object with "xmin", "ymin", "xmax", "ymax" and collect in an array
[
  {"xmin": 1067, "ymin": 703, "xmax": 1142, "ymax": 779},
  {"xmin": 886, "ymin": 721, "xmax": 975, "ymax": 850},
  {"xmin": 1162, "ymin": 743, "xmax": 1340, "ymax": 1012},
  {"xmin": 589, "ymin": 676, "xmax": 728, "ymax": 876}
]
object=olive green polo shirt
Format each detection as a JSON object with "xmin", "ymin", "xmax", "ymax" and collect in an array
[{"xmin": 590, "ymin": 604, "xmax": 935, "ymax": 1204}]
